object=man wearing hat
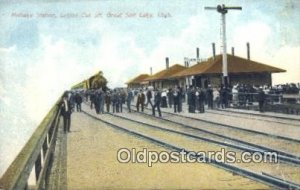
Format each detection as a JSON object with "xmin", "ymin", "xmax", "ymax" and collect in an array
[
  {"xmin": 60, "ymin": 94, "xmax": 72, "ymax": 133},
  {"xmin": 126, "ymin": 88, "xmax": 134, "ymax": 112},
  {"xmin": 257, "ymin": 87, "xmax": 266, "ymax": 112},
  {"xmin": 136, "ymin": 89, "xmax": 145, "ymax": 112},
  {"xmin": 153, "ymin": 88, "xmax": 162, "ymax": 117},
  {"xmin": 105, "ymin": 91, "xmax": 111, "ymax": 113},
  {"xmin": 207, "ymin": 85, "xmax": 213, "ymax": 109}
]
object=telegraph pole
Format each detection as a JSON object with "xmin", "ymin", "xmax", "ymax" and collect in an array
[{"xmin": 205, "ymin": 4, "xmax": 242, "ymax": 88}]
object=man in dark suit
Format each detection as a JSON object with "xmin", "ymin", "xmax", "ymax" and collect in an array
[
  {"xmin": 220, "ymin": 86, "xmax": 227, "ymax": 109},
  {"xmin": 206, "ymin": 85, "xmax": 214, "ymax": 109},
  {"xmin": 187, "ymin": 86, "xmax": 195, "ymax": 113},
  {"xmin": 117, "ymin": 91, "xmax": 123, "ymax": 113},
  {"xmin": 105, "ymin": 91, "xmax": 111, "ymax": 113},
  {"xmin": 153, "ymin": 89, "xmax": 162, "ymax": 117},
  {"xmin": 178, "ymin": 86, "xmax": 183, "ymax": 112},
  {"xmin": 111, "ymin": 90, "xmax": 118, "ymax": 113},
  {"xmin": 127, "ymin": 89, "xmax": 134, "ymax": 112},
  {"xmin": 75, "ymin": 93, "xmax": 83, "ymax": 112},
  {"xmin": 167, "ymin": 88, "xmax": 173, "ymax": 108},
  {"xmin": 199, "ymin": 88, "xmax": 206, "ymax": 113},
  {"xmin": 146, "ymin": 88, "xmax": 152, "ymax": 108},
  {"xmin": 173, "ymin": 88, "xmax": 180, "ymax": 113},
  {"xmin": 257, "ymin": 88, "xmax": 266, "ymax": 112},
  {"xmin": 60, "ymin": 95, "xmax": 72, "ymax": 133},
  {"xmin": 90, "ymin": 90, "xmax": 96, "ymax": 109},
  {"xmin": 136, "ymin": 89, "xmax": 145, "ymax": 112}
]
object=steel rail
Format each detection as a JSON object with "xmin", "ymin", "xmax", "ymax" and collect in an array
[
  {"xmin": 110, "ymin": 111, "xmax": 300, "ymax": 165},
  {"xmin": 206, "ymin": 109, "xmax": 300, "ymax": 127},
  {"xmin": 138, "ymin": 105, "xmax": 300, "ymax": 143},
  {"xmin": 216, "ymin": 107, "xmax": 300, "ymax": 122},
  {"xmin": 82, "ymin": 110, "xmax": 300, "ymax": 190}
]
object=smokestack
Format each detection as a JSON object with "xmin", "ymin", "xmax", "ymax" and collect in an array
[
  {"xmin": 166, "ymin": 57, "xmax": 169, "ymax": 69},
  {"xmin": 184, "ymin": 57, "xmax": 190, "ymax": 67},
  {"xmin": 196, "ymin": 47, "xmax": 200, "ymax": 59},
  {"xmin": 212, "ymin": 43, "xmax": 216, "ymax": 59},
  {"xmin": 150, "ymin": 67, "xmax": 152, "ymax": 75},
  {"xmin": 184, "ymin": 57, "xmax": 188, "ymax": 67},
  {"xmin": 231, "ymin": 47, "xmax": 235, "ymax": 56},
  {"xmin": 247, "ymin": 42, "xmax": 250, "ymax": 60}
]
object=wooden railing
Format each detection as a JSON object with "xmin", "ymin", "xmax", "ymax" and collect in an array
[
  {"xmin": 0, "ymin": 97, "xmax": 62, "ymax": 190},
  {"xmin": 226, "ymin": 92, "xmax": 300, "ymax": 115}
]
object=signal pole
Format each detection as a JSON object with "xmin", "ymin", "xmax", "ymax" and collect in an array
[{"xmin": 205, "ymin": 4, "xmax": 242, "ymax": 88}]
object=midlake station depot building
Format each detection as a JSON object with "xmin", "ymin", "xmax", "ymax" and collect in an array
[{"xmin": 126, "ymin": 51, "xmax": 285, "ymax": 90}]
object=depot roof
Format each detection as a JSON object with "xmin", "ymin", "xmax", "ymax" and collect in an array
[
  {"xmin": 126, "ymin": 74, "xmax": 150, "ymax": 84},
  {"xmin": 144, "ymin": 64, "xmax": 186, "ymax": 81},
  {"xmin": 171, "ymin": 54, "xmax": 286, "ymax": 78}
]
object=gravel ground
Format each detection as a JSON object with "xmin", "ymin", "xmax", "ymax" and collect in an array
[
  {"xmin": 85, "ymin": 108, "xmax": 300, "ymax": 185},
  {"xmin": 67, "ymin": 110, "xmax": 269, "ymax": 189},
  {"xmin": 117, "ymin": 110, "xmax": 300, "ymax": 157},
  {"xmin": 132, "ymin": 108, "xmax": 300, "ymax": 157}
]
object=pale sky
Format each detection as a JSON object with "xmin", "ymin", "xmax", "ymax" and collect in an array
[{"xmin": 0, "ymin": 0, "xmax": 299, "ymax": 176}]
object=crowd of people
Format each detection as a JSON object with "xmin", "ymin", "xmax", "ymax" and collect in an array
[
  {"xmin": 83, "ymin": 85, "xmax": 248, "ymax": 116},
  {"xmin": 272, "ymin": 83, "xmax": 300, "ymax": 94},
  {"xmin": 62, "ymin": 84, "xmax": 273, "ymax": 118},
  {"xmin": 59, "ymin": 82, "xmax": 299, "ymax": 133},
  {"xmin": 86, "ymin": 87, "xmax": 163, "ymax": 117}
]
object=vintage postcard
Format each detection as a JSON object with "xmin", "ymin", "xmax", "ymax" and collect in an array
[{"xmin": 0, "ymin": 0, "xmax": 299, "ymax": 189}]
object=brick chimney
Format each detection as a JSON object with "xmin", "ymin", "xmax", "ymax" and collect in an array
[
  {"xmin": 166, "ymin": 57, "xmax": 169, "ymax": 69},
  {"xmin": 184, "ymin": 57, "xmax": 189, "ymax": 67},
  {"xmin": 247, "ymin": 42, "xmax": 250, "ymax": 60},
  {"xmin": 212, "ymin": 43, "xmax": 216, "ymax": 59},
  {"xmin": 196, "ymin": 47, "xmax": 200, "ymax": 60},
  {"xmin": 232, "ymin": 47, "xmax": 235, "ymax": 56}
]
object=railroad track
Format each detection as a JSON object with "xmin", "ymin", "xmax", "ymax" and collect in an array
[
  {"xmin": 206, "ymin": 109, "xmax": 300, "ymax": 127},
  {"xmin": 111, "ymin": 111, "xmax": 300, "ymax": 165},
  {"xmin": 126, "ymin": 106, "xmax": 300, "ymax": 160},
  {"xmin": 137, "ymin": 105, "xmax": 300, "ymax": 144},
  {"xmin": 216, "ymin": 108, "xmax": 300, "ymax": 122},
  {"xmin": 82, "ymin": 109, "xmax": 300, "ymax": 189}
]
